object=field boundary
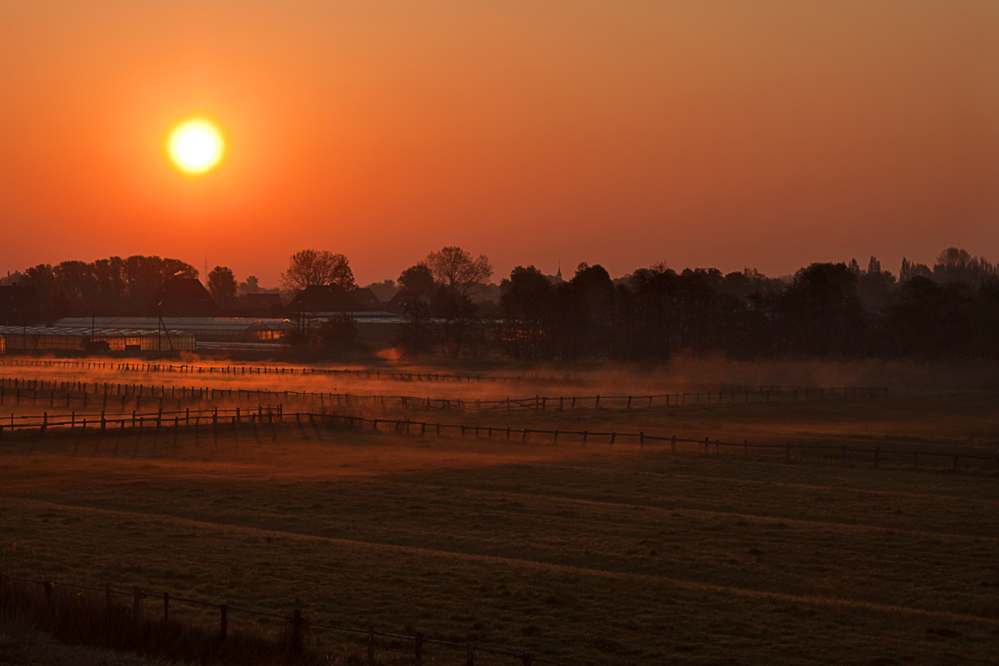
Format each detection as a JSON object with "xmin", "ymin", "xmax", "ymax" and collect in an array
[
  {"xmin": 1, "ymin": 404, "xmax": 996, "ymax": 473},
  {"xmin": 0, "ymin": 375, "xmax": 889, "ymax": 413},
  {"xmin": 0, "ymin": 357, "xmax": 509, "ymax": 382},
  {"xmin": 0, "ymin": 571, "xmax": 581, "ymax": 666}
]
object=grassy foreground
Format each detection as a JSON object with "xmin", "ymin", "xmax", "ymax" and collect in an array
[{"xmin": 0, "ymin": 395, "xmax": 996, "ymax": 666}]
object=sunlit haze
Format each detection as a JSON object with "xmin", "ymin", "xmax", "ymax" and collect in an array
[{"xmin": 1, "ymin": 1, "xmax": 996, "ymax": 285}]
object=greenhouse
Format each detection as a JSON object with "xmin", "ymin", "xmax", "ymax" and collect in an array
[
  {"xmin": 0, "ymin": 325, "xmax": 195, "ymax": 352},
  {"xmin": 53, "ymin": 317, "xmax": 297, "ymax": 343}
]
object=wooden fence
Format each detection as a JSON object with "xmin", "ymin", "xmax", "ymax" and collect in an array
[
  {"xmin": 0, "ymin": 376, "xmax": 889, "ymax": 414},
  {"xmin": 0, "ymin": 357, "xmax": 502, "ymax": 382},
  {"xmin": 0, "ymin": 404, "xmax": 995, "ymax": 472},
  {"xmin": 0, "ymin": 572, "xmax": 580, "ymax": 666}
]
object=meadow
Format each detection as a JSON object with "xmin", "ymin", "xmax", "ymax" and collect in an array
[{"xmin": 0, "ymin": 357, "xmax": 997, "ymax": 665}]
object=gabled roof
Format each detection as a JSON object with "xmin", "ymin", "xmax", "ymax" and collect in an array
[
  {"xmin": 286, "ymin": 284, "xmax": 361, "ymax": 313},
  {"xmin": 352, "ymin": 287, "xmax": 381, "ymax": 306},
  {"xmin": 150, "ymin": 278, "xmax": 221, "ymax": 317},
  {"xmin": 386, "ymin": 289, "xmax": 432, "ymax": 314}
]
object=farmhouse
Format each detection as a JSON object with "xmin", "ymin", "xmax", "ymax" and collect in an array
[
  {"xmin": 150, "ymin": 278, "xmax": 221, "ymax": 317},
  {"xmin": 285, "ymin": 284, "xmax": 361, "ymax": 315}
]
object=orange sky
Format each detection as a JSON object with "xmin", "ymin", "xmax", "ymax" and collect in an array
[{"xmin": 1, "ymin": 1, "xmax": 997, "ymax": 286}]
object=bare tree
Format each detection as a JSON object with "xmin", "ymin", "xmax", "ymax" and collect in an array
[
  {"xmin": 282, "ymin": 250, "xmax": 356, "ymax": 292},
  {"xmin": 424, "ymin": 246, "xmax": 492, "ymax": 297}
]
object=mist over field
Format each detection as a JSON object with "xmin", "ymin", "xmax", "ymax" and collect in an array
[{"xmin": 1, "ymin": 353, "xmax": 997, "ymax": 664}]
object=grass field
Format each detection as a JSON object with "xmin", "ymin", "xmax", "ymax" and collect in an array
[{"xmin": 0, "ymin": 359, "xmax": 997, "ymax": 665}]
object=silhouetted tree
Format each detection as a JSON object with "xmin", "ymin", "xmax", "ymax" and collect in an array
[
  {"xmin": 424, "ymin": 246, "xmax": 492, "ymax": 298},
  {"xmin": 880, "ymin": 276, "xmax": 975, "ymax": 357},
  {"xmin": 496, "ymin": 266, "xmax": 554, "ymax": 359},
  {"xmin": 238, "ymin": 275, "xmax": 261, "ymax": 295},
  {"xmin": 431, "ymin": 288, "xmax": 483, "ymax": 357},
  {"xmin": 557, "ymin": 263, "xmax": 616, "ymax": 358},
  {"xmin": 933, "ymin": 247, "xmax": 996, "ymax": 285},
  {"xmin": 857, "ymin": 255, "xmax": 896, "ymax": 312},
  {"xmin": 971, "ymin": 279, "xmax": 999, "ymax": 358},
  {"xmin": 282, "ymin": 250, "xmax": 355, "ymax": 292},
  {"xmin": 396, "ymin": 297, "xmax": 434, "ymax": 354},
  {"xmin": 397, "ymin": 263, "xmax": 436, "ymax": 296},
  {"xmin": 207, "ymin": 266, "xmax": 238, "ymax": 309},
  {"xmin": 900, "ymin": 258, "xmax": 932, "ymax": 282},
  {"xmin": 316, "ymin": 313, "xmax": 358, "ymax": 352},
  {"xmin": 123, "ymin": 255, "xmax": 198, "ymax": 313},
  {"xmin": 780, "ymin": 263, "xmax": 866, "ymax": 355},
  {"xmin": 627, "ymin": 263, "xmax": 678, "ymax": 359},
  {"xmin": 19, "ymin": 255, "xmax": 196, "ymax": 319}
]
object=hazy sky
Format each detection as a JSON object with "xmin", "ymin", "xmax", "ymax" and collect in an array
[{"xmin": 1, "ymin": 1, "xmax": 997, "ymax": 286}]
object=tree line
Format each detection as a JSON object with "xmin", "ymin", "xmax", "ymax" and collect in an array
[
  {"xmin": 4, "ymin": 246, "xmax": 998, "ymax": 360},
  {"xmin": 394, "ymin": 247, "xmax": 999, "ymax": 360}
]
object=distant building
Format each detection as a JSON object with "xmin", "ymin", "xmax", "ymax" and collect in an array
[
  {"xmin": 285, "ymin": 284, "xmax": 361, "ymax": 315},
  {"xmin": 549, "ymin": 262, "xmax": 564, "ymax": 285},
  {"xmin": 352, "ymin": 287, "xmax": 382, "ymax": 310},
  {"xmin": 0, "ymin": 284, "xmax": 41, "ymax": 326},
  {"xmin": 386, "ymin": 289, "xmax": 432, "ymax": 314},
  {"xmin": 150, "ymin": 278, "xmax": 222, "ymax": 317},
  {"xmin": 243, "ymin": 293, "xmax": 284, "ymax": 317}
]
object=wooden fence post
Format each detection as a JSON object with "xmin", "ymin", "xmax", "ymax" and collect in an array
[
  {"xmin": 219, "ymin": 604, "xmax": 228, "ymax": 640},
  {"xmin": 671, "ymin": 435, "xmax": 676, "ymax": 454},
  {"xmin": 415, "ymin": 632, "xmax": 424, "ymax": 665},
  {"xmin": 467, "ymin": 643, "xmax": 475, "ymax": 666},
  {"xmin": 163, "ymin": 592, "xmax": 169, "ymax": 624},
  {"xmin": 639, "ymin": 431, "xmax": 645, "ymax": 448},
  {"xmin": 290, "ymin": 608, "xmax": 302, "ymax": 653},
  {"xmin": 368, "ymin": 626, "xmax": 375, "ymax": 666},
  {"xmin": 133, "ymin": 587, "xmax": 142, "ymax": 618}
]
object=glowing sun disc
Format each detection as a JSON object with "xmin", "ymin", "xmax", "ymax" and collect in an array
[{"xmin": 168, "ymin": 119, "xmax": 224, "ymax": 174}]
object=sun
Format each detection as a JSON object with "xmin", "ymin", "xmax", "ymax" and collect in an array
[{"xmin": 167, "ymin": 119, "xmax": 225, "ymax": 174}]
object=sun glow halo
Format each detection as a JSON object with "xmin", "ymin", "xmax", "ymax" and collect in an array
[{"xmin": 167, "ymin": 119, "xmax": 225, "ymax": 174}]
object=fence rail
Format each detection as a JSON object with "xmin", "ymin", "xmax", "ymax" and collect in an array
[
  {"xmin": 0, "ymin": 376, "xmax": 889, "ymax": 413},
  {"xmin": 0, "ymin": 357, "xmax": 505, "ymax": 382},
  {"xmin": 0, "ymin": 404, "xmax": 995, "ymax": 472},
  {"xmin": 0, "ymin": 572, "xmax": 581, "ymax": 666}
]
